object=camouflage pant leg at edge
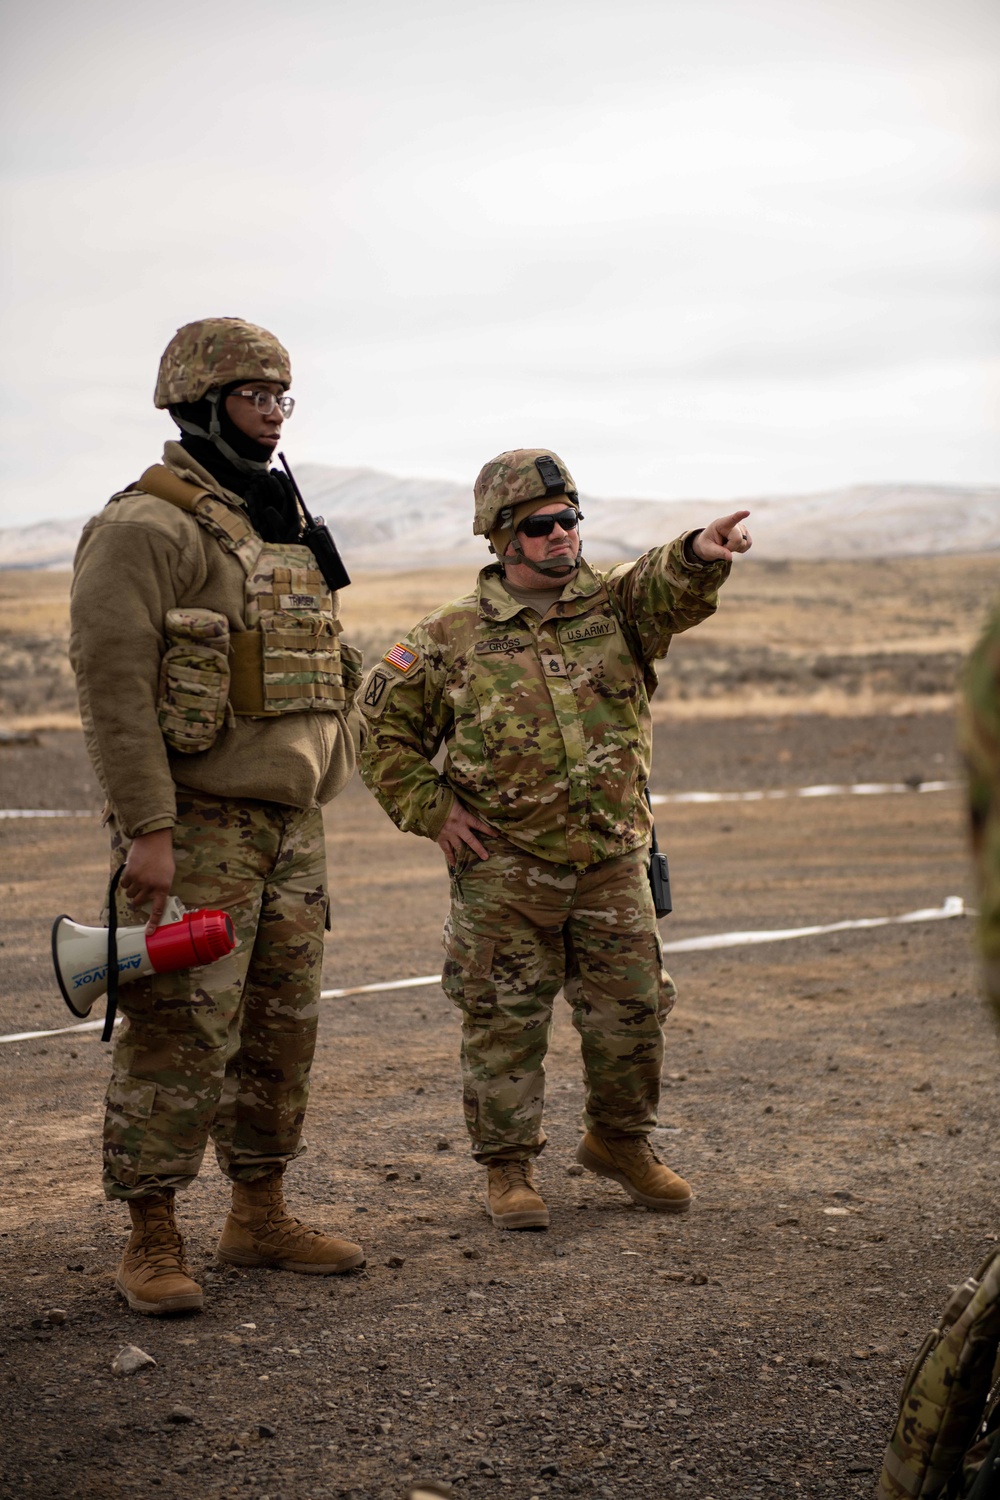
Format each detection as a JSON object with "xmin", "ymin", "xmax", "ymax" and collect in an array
[
  {"xmin": 103, "ymin": 796, "xmax": 327, "ymax": 1199},
  {"xmin": 441, "ymin": 841, "xmax": 575, "ymax": 1161},
  {"xmin": 563, "ymin": 849, "xmax": 675, "ymax": 1138}
]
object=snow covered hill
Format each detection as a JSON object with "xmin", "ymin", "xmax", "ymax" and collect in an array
[{"xmin": 1, "ymin": 467, "xmax": 997, "ymax": 570}]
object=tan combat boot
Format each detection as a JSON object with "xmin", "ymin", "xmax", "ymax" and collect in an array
[
  {"xmin": 576, "ymin": 1131, "xmax": 692, "ymax": 1213},
  {"xmin": 485, "ymin": 1159, "xmax": 550, "ymax": 1229},
  {"xmin": 216, "ymin": 1169, "xmax": 365, "ymax": 1274},
  {"xmin": 115, "ymin": 1192, "xmax": 204, "ymax": 1315}
]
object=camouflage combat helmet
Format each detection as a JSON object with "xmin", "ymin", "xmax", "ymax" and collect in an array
[
  {"xmin": 473, "ymin": 448, "xmax": 578, "ymax": 535},
  {"xmin": 155, "ymin": 317, "xmax": 291, "ymax": 474},
  {"xmin": 154, "ymin": 317, "xmax": 291, "ymax": 408},
  {"xmin": 473, "ymin": 448, "xmax": 582, "ymax": 578}
]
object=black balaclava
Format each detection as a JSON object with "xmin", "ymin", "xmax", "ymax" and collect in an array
[{"xmin": 170, "ymin": 383, "xmax": 302, "ymax": 544}]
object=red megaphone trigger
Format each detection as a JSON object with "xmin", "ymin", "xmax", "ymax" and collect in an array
[{"xmin": 145, "ymin": 910, "xmax": 236, "ymax": 974}]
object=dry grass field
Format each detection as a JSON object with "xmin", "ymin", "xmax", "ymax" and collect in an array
[
  {"xmin": 0, "ymin": 553, "xmax": 998, "ymax": 1500},
  {"xmin": 2, "ymin": 553, "xmax": 999, "ymax": 731}
]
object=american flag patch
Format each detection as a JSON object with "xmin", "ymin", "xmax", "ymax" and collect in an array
[{"xmin": 383, "ymin": 643, "xmax": 419, "ymax": 673}]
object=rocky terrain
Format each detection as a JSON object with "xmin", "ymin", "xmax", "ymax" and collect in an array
[
  {"xmin": 1, "ymin": 558, "xmax": 998, "ymax": 1500},
  {"xmin": 2, "ymin": 711, "xmax": 998, "ymax": 1500}
]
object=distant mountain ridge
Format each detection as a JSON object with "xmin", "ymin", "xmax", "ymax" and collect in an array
[{"xmin": 1, "ymin": 467, "xmax": 997, "ymax": 570}]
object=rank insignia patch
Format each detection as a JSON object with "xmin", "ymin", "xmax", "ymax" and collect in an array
[{"xmin": 383, "ymin": 643, "xmax": 419, "ymax": 673}]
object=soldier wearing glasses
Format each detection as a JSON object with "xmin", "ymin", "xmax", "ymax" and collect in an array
[
  {"xmin": 358, "ymin": 448, "xmax": 751, "ymax": 1229},
  {"xmin": 70, "ymin": 318, "xmax": 365, "ymax": 1314}
]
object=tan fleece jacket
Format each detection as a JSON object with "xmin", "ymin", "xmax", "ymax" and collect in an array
[{"xmin": 70, "ymin": 442, "xmax": 357, "ymax": 838}]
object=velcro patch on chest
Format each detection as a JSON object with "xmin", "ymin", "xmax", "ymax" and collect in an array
[
  {"xmin": 383, "ymin": 642, "xmax": 420, "ymax": 673},
  {"xmin": 559, "ymin": 617, "xmax": 617, "ymax": 645},
  {"xmin": 474, "ymin": 635, "xmax": 529, "ymax": 656}
]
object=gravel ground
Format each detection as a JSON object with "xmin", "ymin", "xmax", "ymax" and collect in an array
[{"xmin": 1, "ymin": 714, "xmax": 998, "ymax": 1500}]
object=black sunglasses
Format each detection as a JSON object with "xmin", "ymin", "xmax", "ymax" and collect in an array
[{"xmin": 517, "ymin": 507, "xmax": 583, "ymax": 538}]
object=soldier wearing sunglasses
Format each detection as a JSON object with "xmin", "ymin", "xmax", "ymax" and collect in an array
[{"xmin": 359, "ymin": 448, "xmax": 751, "ymax": 1230}]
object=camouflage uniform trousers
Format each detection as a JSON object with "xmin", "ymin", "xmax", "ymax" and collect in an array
[
  {"xmin": 441, "ymin": 835, "xmax": 677, "ymax": 1162},
  {"xmin": 103, "ymin": 792, "xmax": 328, "ymax": 1200}
]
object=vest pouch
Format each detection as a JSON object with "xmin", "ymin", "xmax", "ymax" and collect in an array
[
  {"xmin": 157, "ymin": 608, "xmax": 231, "ymax": 754},
  {"xmin": 259, "ymin": 610, "xmax": 345, "ymax": 712}
]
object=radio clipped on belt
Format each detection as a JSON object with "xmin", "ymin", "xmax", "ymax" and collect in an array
[{"xmin": 644, "ymin": 787, "xmax": 672, "ymax": 918}]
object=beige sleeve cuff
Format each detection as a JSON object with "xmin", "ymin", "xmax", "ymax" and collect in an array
[{"xmin": 128, "ymin": 815, "xmax": 177, "ymax": 838}]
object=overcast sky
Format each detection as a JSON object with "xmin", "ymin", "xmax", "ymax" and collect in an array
[{"xmin": 1, "ymin": 0, "xmax": 997, "ymax": 526}]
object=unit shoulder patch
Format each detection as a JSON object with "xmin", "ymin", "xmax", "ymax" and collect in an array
[
  {"xmin": 559, "ymin": 617, "xmax": 617, "ymax": 645},
  {"xmin": 359, "ymin": 668, "xmax": 396, "ymax": 719},
  {"xmin": 364, "ymin": 670, "xmax": 390, "ymax": 706},
  {"xmin": 383, "ymin": 643, "xmax": 420, "ymax": 673},
  {"xmin": 474, "ymin": 635, "xmax": 529, "ymax": 656}
]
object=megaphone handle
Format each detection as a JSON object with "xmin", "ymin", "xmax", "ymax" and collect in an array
[{"xmin": 102, "ymin": 864, "xmax": 125, "ymax": 1044}]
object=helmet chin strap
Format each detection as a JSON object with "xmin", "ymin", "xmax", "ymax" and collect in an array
[
  {"xmin": 490, "ymin": 506, "xmax": 582, "ymax": 578},
  {"xmin": 172, "ymin": 392, "xmax": 271, "ymax": 476},
  {"xmin": 516, "ymin": 550, "xmax": 581, "ymax": 577}
]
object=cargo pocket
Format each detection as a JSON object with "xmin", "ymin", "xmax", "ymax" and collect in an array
[
  {"xmin": 654, "ymin": 932, "xmax": 678, "ymax": 1021},
  {"xmin": 443, "ymin": 917, "xmax": 494, "ymax": 979},
  {"xmin": 442, "ymin": 916, "xmax": 496, "ymax": 1019},
  {"xmin": 103, "ymin": 1076, "xmax": 158, "ymax": 1188},
  {"xmin": 157, "ymin": 608, "xmax": 231, "ymax": 754}
]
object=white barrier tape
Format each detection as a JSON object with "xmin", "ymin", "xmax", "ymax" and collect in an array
[
  {"xmin": 0, "ymin": 809, "xmax": 97, "ymax": 819},
  {"xmin": 0, "ymin": 977, "xmax": 447, "ymax": 1045},
  {"xmin": 2, "ymin": 897, "xmax": 967, "ymax": 1047},
  {"xmin": 659, "ymin": 895, "xmax": 965, "ymax": 954},
  {"xmin": 319, "ymin": 974, "xmax": 441, "ymax": 1000},
  {"xmin": 0, "ymin": 1017, "xmax": 113, "ymax": 1043},
  {"xmin": 0, "ymin": 781, "xmax": 959, "ymax": 820},
  {"xmin": 650, "ymin": 780, "xmax": 958, "ymax": 806}
]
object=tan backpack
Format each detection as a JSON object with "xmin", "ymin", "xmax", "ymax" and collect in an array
[{"xmin": 876, "ymin": 1250, "xmax": 1000, "ymax": 1499}]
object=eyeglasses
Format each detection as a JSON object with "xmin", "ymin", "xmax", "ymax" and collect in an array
[
  {"xmin": 232, "ymin": 389, "xmax": 295, "ymax": 418},
  {"xmin": 517, "ymin": 507, "xmax": 582, "ymax": 538}
]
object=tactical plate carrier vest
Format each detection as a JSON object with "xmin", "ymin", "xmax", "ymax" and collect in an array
[{"xmin": 129, "ymin": 465, "xmax": 358, "ymax": 754}]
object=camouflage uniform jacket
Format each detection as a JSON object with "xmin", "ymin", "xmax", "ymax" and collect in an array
[
  {"xmin": 358, "ymin": 535, "xmax": 730, "ymax": 868},
  {"xmin": 959, "ymin": 600, "xmax": 1000, "ymax": 1031},
  {"xmin": 71, "ymin": 441, "xmax": 358, "ymax": 840}
]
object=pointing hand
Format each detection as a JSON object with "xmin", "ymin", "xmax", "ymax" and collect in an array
[{"xmin": 692, "ymin": 510, "xmax": 753, "ymax": 563}]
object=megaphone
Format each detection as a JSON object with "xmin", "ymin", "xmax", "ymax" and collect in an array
[{"xmin": 52, "ymin": 891, "xmax": 235, "ymax": 1030}]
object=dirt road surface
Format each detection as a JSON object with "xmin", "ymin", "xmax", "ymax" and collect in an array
[{"xmin": 2, "ymin": 711, "xmax": 998, "ymax": 1500}]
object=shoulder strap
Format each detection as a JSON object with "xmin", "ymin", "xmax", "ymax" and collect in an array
[
  {"xmin": 137, "ymin": 464, "xmax": 213, "ymax": 513},
  {"xmin": 136, "ymin": 465, "xmax": 261, "ymax": 574}
]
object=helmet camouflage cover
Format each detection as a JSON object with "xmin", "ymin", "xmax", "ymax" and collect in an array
[
  {"xmin": 154, "ymin": 317, "xmax": 291, "ymax": 408},
  {"xmin": 473, "ymin": 448, "xmax": 578, "ymax": 536}
]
